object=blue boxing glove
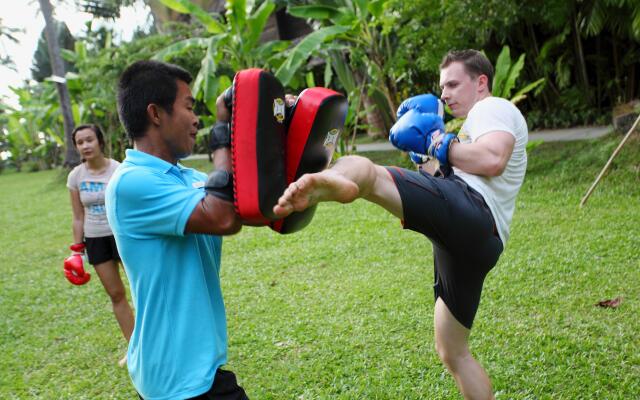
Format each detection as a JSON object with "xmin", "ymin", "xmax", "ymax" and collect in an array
[
  {"xmin": 389, "ymin": 109, "xmax": 445, "ymax": 155},
  {"xmin": 409, "ymin": 151, "xmax": 428, "ymax": 165},
  {"xmin": 396, "ymin": 93, "xmax": 444, "ymax": 120},
  {"xmin": 427, "ymin": 130, "xmax": 459, "ymax": 167}
]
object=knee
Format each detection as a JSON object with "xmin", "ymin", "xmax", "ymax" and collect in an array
[
  {"xmin": 435, "ymin": 338, "xmax": 469, "ymax": 372},
  {"xmin": 107, "ymin": 287, "xmax": 127, "ymax": 305}
]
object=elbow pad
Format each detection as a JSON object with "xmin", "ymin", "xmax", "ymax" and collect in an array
[{"xmin": 205, "ymin": 170, "xmax": 234, "ymax": 202}]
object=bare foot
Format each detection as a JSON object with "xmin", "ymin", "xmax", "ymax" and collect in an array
[
  {"xmin": 273, "ymin": 170, "xmax": 359, "ymax": 218},
  {"xmin": 118, "ymin": 354, "xmax": 127, "ymax": 367}
]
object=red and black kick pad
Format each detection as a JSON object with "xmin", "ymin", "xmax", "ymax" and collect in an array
[
  {"xmin": 230, "ymin": 68, "xmax": 287, "ymax": 224},
  {"xmin": 270, "ymin": 87, "xmax": 348, "ymax": 234}
]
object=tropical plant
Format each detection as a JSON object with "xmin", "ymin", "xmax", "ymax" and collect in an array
[
  {"xmin": 31, "ymin": 20, "xmax": 76, "ymax": 82},
  {"xmin": 0, "ymin": 21, "xmax": 22, "ymax": 71},
  {"xmin": 281, "ymin": 0, "xmax": 401, "ymax": 139},
  {"xmin": 62, "ymin": 27, "xmax": 193, "ymax": 160},
  {"xmin": 492, "ymin": 46, "xmax": 545, "ymax": 105},
  {"xmin": 155, "ymin": 0, "xmax": 290, "ymax": 120},
  {"xmin": 0, "ymin": 83, "xmax": 66, "ymax": 171}
]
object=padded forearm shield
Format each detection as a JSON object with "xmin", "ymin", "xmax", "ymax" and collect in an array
[
  {"xmin": 270, "ymin": 88, "xmax": 348, "ymax": 234},
  {"xmin": 230, "ymin": 69, "xmax": 287, "ymax": 224}
]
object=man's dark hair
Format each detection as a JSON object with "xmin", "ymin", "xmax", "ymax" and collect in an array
[
  {"xmin": 440, "ymin": 49, "xmax": 494, "ymax": 91},
  {"xmin": 72, "ymin": 124, "xmax": 106, "ymax": 153},
  {"xmin": 117, "ymin": 60, "xmax": 192, "ymax": 140}
]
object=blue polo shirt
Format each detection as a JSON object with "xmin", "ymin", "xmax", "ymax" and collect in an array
[{"xmin": 105, "ymin": 149, "xmax": 227, "ymax": 400}]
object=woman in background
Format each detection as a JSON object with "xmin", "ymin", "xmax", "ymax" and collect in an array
[{"xmin": 66, "ymin": 124, "xmax": 134, "ymax": 366}]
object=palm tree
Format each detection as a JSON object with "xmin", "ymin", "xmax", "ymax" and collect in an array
[{"xmin": 37, "ymin": 0, "xmax": 79, "ymax": 167}]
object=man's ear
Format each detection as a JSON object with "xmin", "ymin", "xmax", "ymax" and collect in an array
[
  {"xmin": 477, "ymin": 74, "xmax": 489, "ymax": 93},
  {"xmin": 146, "ymin": 104, "xmax": 162, "ymax": 127}
]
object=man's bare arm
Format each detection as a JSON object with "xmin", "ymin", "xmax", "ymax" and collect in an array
[
  {"xmin": 185, "ymin": 93, "xmax": 242, "ymax": 235},
  {"xmin": 448, "ymin": 131, "xmax": 515, "ymax": 176}
]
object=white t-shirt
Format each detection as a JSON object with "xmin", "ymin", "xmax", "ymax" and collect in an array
[
  {"xmin": 454, "ymin": 96, "xmax": 528, "ymax": 245},
  {"xmin": 67, "ymin": 159, "xmax": 120, "ymax": 238}
]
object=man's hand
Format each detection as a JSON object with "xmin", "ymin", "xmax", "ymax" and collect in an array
[
  {"xmin": 217, "ymin": 89, "xmax": 232, "ymax": 122},
  {"xmin": 389, "ymin": 109, "xmax": 445, "ymax": 155},
  {"xmin": 396, "ymin": 93, "xmax": 444, "ymax": 120},
  {"xmin": 209, "ymin": 90, "xmax": 233, "ymax": 152},
  {"xmin": 426, "ymin": 129, "xmax": 458, "ymax": 167}
]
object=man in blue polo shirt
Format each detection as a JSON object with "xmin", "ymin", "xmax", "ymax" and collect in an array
[{"xmin": 106, "ymin": 60, "xmax": 245, "ymax": 399}]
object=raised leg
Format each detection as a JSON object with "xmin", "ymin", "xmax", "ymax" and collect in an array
[{"xmin": 273, "ymin": 155, "xmax": 403, "ymax": 219}]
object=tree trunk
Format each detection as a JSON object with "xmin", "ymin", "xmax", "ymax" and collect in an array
[
  {"xmin": 362, "ymin": 92, "xmax": 387, "ymax": 138},
  {"xmin": 571, "ymin": 8, "xmax": 591, "ymax": 104},
  {"xmin": 38, "ymin": 0, "xmax": 79, "ymax": 168}
]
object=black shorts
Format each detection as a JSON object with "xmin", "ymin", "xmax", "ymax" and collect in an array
[
  {"xmin": 386, "ymin": 167, "xmax": 503, "ymax": 329},
  {"xmin": 138, "ymin": 369, "xmax": 249, "ymax": 400},
  {"xmin": 84, "ymin": 235, "xmax": 120, "ymax": 266}
]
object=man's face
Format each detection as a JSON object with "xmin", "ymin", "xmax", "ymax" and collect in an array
[
  {"xmin": 439, "ymin": 62, "xmax": 486, "ymax": 118},
  {"xmin": 158, "ymin": 80, "xmax": 199, "ymax": 159}
]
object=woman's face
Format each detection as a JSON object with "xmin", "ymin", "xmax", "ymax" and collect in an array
[{"xmin": 74, "ymin": 128, "xmax": 103, "ymax": 160}]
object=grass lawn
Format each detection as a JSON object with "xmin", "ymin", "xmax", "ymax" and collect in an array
[{"xmin": 1, "ymin": 133, "xmax": 638, "ymax": 399}]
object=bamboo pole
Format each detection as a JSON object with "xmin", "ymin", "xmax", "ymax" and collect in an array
[{"xmin": 580, "ymin": 114, "xmax": 640, "ymax": 207}]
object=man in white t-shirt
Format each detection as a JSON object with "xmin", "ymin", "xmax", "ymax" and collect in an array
[{"xmin": 273, "ymin": 49, "xmax": 527, "ymax": 399}]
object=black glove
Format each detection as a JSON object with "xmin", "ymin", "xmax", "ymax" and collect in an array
[
  {"xmin": 209, "ymin": 121, "xmax": 231, "ymax": 152},
  {"xmin": 205, "ymin": 170, "xmax": 234, "ymax": 202}
]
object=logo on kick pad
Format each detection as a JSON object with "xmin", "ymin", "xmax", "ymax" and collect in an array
[
  {"xmin": 273, "ymin": 98, "xmax": 285, "ymax": 123},
  {"xmin": 323, "ymin": 128, "xmax": 340, "ymax": 147}
]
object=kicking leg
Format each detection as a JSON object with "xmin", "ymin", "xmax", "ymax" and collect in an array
[
  {"xmin": 434, "ymin": 297, "xmax": 494, "ymax": 400},
  {"xmin": 273, "ymin": 155, "xmax": 403, "ymax": 219}
]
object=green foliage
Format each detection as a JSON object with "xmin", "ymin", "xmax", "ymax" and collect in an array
[
  {"xmin": 156, "ymin": 0, "xmax": 289, "ymax": 117},
  {"xmin": 31, "ymin": 20, "xmax": 77, "ymax": 82},
  {"xmin": 283, "ymin": 0, "xmax": 401, "ymax": 145},
  {"xmin": 64, "ymin": 26, "xmax": 202, "ymax": 160},
  {"xmin": 0, "ymin": 83, "xmax": 65, "ymax": 171},
  {"xmin": 78, "ymin": 0, "xmax": 137, "ymax": 19},
  {"xmin": 492, "ymin": 46, "xmax": 545, "ymax": 104},
  {"xmin": 1, "ymin": 135, "xmax": 639, "ymax": 397},
  {"xmin": 0, "ymin": 23, "xmax": 22, "ymax": 70}
]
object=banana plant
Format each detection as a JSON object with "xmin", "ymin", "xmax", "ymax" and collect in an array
[
  {"xmin": 155, "ymin": 0, "xmax": 290, "ymax": 117},
  {"xmin": 0, "ymin": 84, "xmax": 66, "ymax": 170},
  {"xmin": 492, "ymin": 45, "xmax": 545, "ymax": 105},
  {"xmin": 280, "ymin": 0, "xmax": 399, "ymax": 138}
]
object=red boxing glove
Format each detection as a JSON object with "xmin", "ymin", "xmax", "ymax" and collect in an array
[{"xmin": 63, "ymin": 243, "xmax": 91, "ymax": 285}]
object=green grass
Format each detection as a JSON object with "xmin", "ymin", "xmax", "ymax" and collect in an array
[{"xmin": 1, "ymin": 133, "xmax": 639, "ymax": 398}]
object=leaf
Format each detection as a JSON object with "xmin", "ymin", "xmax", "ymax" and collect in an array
[
  {"xmin": 227, "ymin": 0, "xmax": 247, "ymax": 33},
  {"xmin": 158, "ymin": 0, "xmax": 189, "ymax": 13},
  {"xmin": 595, "ymin": 297, "xmax": 623, "ymax": 308},
  {"xmin": 353, "ymin": 0, "xmax": 368, "ymax": 19},
  {"xmin": 323, "ymin": 61, "xmax": 333, "ymax": 87},
  {"xmin": 330, "ymin": 49, "xmax": 356, "ymax": 93},
  {"xmin": 159, "ymin": 0, "xmax": 224, "ymax": 34},
  {"xmin": 287, "ymin": 5, "xmax": 341, "ymax": 20},
  {"xmin": 368, "ymin": 0, "xmax": 387, "ymax": 19},
  {"xmin": 244, "ymin": 0, "xmax": 276, "ymax": 52},
  {"xmin": 305, "ymin": 71, "xmax": 316, "ymax": 88},
  {"xmin": 60, "ymin": 49, "xmax": 76, "ymax": 64},
  {"xmin": 492, "ymin": 45, "xmax": 511, "ymax": 97},
  {"xmin": 152, "ymin": 37, "xmax": 209, "ymax": 61},
  {"xmin": 74, "ymin": 41, "xmax": 87, "ymax": 63},
  {"xmin": 275, "ymin": 25, "xmax": 350, "ymax": 86},
  {"xmin": 502, "ymin": 53, "xmax": 525, "ymax": 99},
  {"xmin": 537, "ymin": 29, "xmax": 569, "ymax": 63},
  {"xmin": 511, "ymin": 78, "xmax": 545, "ymax": 104}
]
